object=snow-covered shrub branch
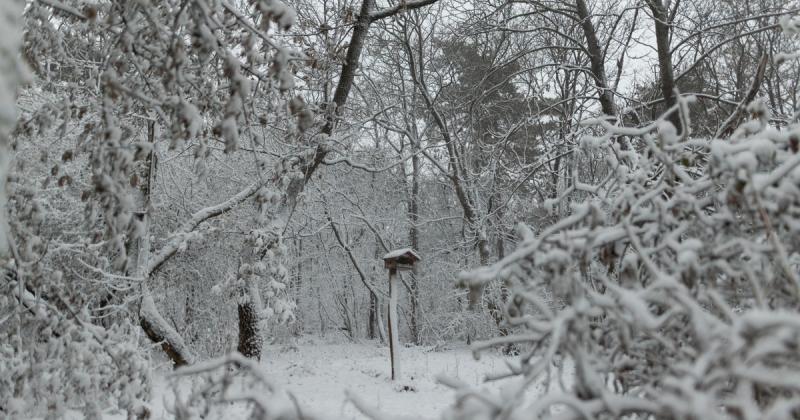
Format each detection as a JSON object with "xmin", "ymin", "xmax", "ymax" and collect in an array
[
  {"xmin": 452, "ymin": 89, "xmax": 800, "ymax": 417},
  {"xmin": 4, "ymin": 0, "xmax": 310, "ymax": 415},
  {"xmin": 20, "ymin": 0, "xmax": 305, "ymax": 272},
  {"xmin": 0, "ymin": 0, "xmax": 25, "ymax": 258},
  {"xmin": 167, "ymin": 352, "xmax": 312, "ymax": 420},
  {"xmin": 1, "ymin": 265, "xmax": 151, "ymax": 418}
]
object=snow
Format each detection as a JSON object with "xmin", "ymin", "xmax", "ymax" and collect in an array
[
  {"xmin": 131, "ymin": 338, "xmax": 526, "ymax": 420},
  {"xmin": 0, "ymin": 0, "xmax": 25, "ymax": 259},
  {"xmin": 256, "ymin": 339, "xmax": 506, "ymax": 418},
  {"xmin": 140, "ymin": 289, "xmax": 197, "ymax": 365},
  {"xmin": 382, "ymin": 248, "xmax": 422, "ymax": 261}
]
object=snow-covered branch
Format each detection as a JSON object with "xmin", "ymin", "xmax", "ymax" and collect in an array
[
  {"xmin": 369, "ymin": 0, "xmax": 441, "ymax": 22},
  {"xmin": 454, "ymin": 92, "xmax": 800, "ymax": 418},
  {"xmin": 0, "ymin": 0, "xmax": 25, "ymax": 258},
  {"xmin": 146, "ymin": 182, "xmax": 260, "ymax": 277}
]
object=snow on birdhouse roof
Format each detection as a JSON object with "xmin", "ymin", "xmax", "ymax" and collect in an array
[{"xmin": 382, "ymin": 247, "xmax": 421, "ymax": 261}]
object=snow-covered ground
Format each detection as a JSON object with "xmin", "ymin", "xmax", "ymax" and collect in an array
[
  {"xmin": 260, "ymin": 338, "xmax": 507, "ymax": 418},
  {"xmin": 51, "ymin": 335, "xmax": 575, "ymax": 419},
  {"xmin": 142, "ymin": 336, "xmax": 516, "ymax": 419}
]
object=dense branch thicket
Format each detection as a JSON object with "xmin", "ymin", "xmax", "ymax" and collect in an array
[
  {"xmin": 3, "ymin": 0, "xmax": 304, "ymax": 415},
  {"xmin": 451, "ymin": 48, "xmax": 800, "ymax": 420}
]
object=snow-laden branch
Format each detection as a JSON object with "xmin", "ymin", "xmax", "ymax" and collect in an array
[
  {"xmin": 451, "ymin": 92, "xmax": 800, "ymax": 419},
  {"xmin": 368, "ymin": 0, "xmax": 440, "ymax": 22},
  {"xmin": 0, "ymin": 0, "xmax": 25, "ymax": 259},
  {"xmin": 145, "ymin": 182, "xmax": 260, "ymax": 277},
  {"xmin": 36, "ymin": 0, "xmax": 86, "ymax": 20},
  {"xmin": 170, "ymin": 351, "xmax": 273, "ymax": 389},
  {"xmin": 168, "ymin": 351, "xmax": 314, "ymax": 419}
]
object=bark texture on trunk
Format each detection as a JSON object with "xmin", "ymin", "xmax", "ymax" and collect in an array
[
  {"xmin": 237, "ymin": 302, "xmax": 262, "ymax": 360},
  {"xmin": 236, "ymin": 257, "xmax": 266, "ymax": 360}
]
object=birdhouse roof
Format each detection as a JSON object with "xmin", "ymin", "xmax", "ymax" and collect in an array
[{"xmin": 382, "ymin": 247, "xmax": 422, "ymax": 262}]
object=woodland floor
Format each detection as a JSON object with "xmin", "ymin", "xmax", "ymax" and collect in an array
[
  {"xmin": 56, "ymin": 335, "xmax": 566, "ymax": 419},
  {"xmin": 148, "ymin": 335, "xmax": 521, "ymax": 419},
  {"xmin": 259, "ymin": 337, "xmax": 510, "ymax": 419}
]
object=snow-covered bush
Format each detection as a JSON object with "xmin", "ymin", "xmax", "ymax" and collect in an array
[
  {"xmin": 0, "ymin": 0, "xmax": 25, "ymax": 257},
  {"xmin": 0, "ymin": 309, "xmax": 151, "ymax": 419},
  {"xmin": 452, "ymin": 66, "xmax": 800, "ymax": 420},
  {"xmin": 167, "ymin": 352, "xmax": 310, "ymax": 420},
  {"xmin": 3, "ymin": 0, "xmax": 306, "ymax": 415}
]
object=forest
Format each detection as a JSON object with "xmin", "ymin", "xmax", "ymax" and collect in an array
[{"xmin": 2, "ymin": 0, "xmax": 800, "ymax": 418}]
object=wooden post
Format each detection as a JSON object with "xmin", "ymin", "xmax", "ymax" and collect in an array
[
  {"xmin": 388, "ymin": 267, "xmax": 400, "ymax": 380},
  {"xmin": 382, "ymin": 248, "xmax": 419, "ymax": 381}
]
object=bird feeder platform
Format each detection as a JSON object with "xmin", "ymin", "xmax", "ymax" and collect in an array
[{"xmin": 382, "ymin": 248, "xmax": 421, "ymax": 272}]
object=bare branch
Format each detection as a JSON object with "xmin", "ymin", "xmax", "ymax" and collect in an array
[{"xmin": 369, "ymin": 0, "xmax": 440, "ymax": 22}]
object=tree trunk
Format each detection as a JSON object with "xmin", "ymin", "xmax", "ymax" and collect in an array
[
  {"xmin": 292, "ymin": 238, "xmax": 303, "ymax": 335},
  {"xmin": 306, "ymin": 0, "xmax": 376, "ymax": 177},
  {"xmin": 408, "ymin": 148, "xmax": 421, "ymax": 344},
  {"xmin": 237, "ymin": 302, "xmax": 262, "ymax": 360},
  {"xmin": 368, "ymin": 292, "xmax": 377, "ymax": 340},
  {"xmin": 575, "ymin": 0, "xmax": 617, "ymax": 118},
  {"xmin": 469, "ymin": 233, "xmax": 491, "ymax": 308},
  {"xmin": 373, "ymin": 238, "xmax": 388, "ymax": 343},
  {"xmin": 236, "ymin": 253, "xmax": 265, "ymax": 360},
  {"xmin": 135, "ymin": 120, "xmax": 195, "ymax": 367},
  {"xmin": 647, "ymin": 0, "xmax": 682, "ymax": 132},
  {"xmin": 140, "ymin": 291, "xmax": 193, "ymax": 367}
]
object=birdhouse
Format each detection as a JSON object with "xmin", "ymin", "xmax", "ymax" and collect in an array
[{"xmin": 382, "ymin": 248, "xmax": 421, "ymax": 272}]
